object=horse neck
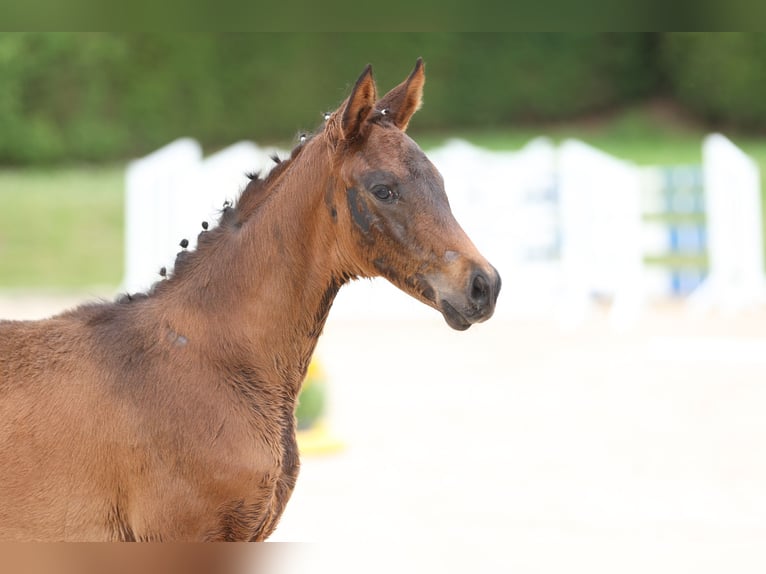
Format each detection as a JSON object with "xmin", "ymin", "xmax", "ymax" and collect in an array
[{"xmin": 158, "ymin": 140, "xmax": 343, "ymax": 393}]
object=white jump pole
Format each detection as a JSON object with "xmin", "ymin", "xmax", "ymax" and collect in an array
[{"xmin": 689, "ymin": 134, "xmax": 765, "ymax": 314}]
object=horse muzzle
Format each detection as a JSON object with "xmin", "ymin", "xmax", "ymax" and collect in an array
[{"xmin": 437, "ymin": 265, "xmax": 501, "ymax": 331}]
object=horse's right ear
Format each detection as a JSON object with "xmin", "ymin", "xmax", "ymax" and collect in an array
[
  {"xmin": 341, "ymin": 64, "xmax": 377, "ymax": 141},
  {"xmin": 375, "ymin": 58, "xmax": 425, "ymax": 132}
]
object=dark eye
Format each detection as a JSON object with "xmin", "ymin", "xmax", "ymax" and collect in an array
[{"xmin": 372, "ymin": 185, "xmax": 396, "ymax": 203}]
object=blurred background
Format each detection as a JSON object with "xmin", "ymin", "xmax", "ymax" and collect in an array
[
  {"xmin": 2, "ymin": 32, "xmax": 766, "ymax": 290},
  {"xmin": 1, "ymin": 33, "xmax": 766, "ymax": 572}
]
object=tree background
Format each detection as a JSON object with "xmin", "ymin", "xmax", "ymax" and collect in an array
[{"xmin": 0, "ymin": 32, "xmax": 762, "ymax": 164}]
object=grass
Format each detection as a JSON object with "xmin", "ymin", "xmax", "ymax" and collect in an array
[
  {"xmin": 1, "ymin": 102, "xmax": 765, "ymax": 290},
  {"xmin": 0, "ymin": 165, "xmax": 124, "ymax": 289}
]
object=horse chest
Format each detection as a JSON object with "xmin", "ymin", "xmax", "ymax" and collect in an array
[
  {"xmin": 135, "ymin": 404, "xmax": 297, "ymax": 541},
  {"xmin": 195, "ymin": 429, "xmax": 298, "ymax": 541}
]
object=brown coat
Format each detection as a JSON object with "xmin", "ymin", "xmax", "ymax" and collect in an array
[{"xmin": 0, "ymin": 60, "xmax": 500, "ymax": 541}]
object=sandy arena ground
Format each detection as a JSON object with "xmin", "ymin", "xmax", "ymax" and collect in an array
[{"xmin": 2, "ymin": 292, "xmax": 765, "ymax": 573}]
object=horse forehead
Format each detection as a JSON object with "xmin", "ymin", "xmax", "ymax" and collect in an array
[{"xmin": 362, "ymin": 130, "xmax": 440, "ymax": 182}]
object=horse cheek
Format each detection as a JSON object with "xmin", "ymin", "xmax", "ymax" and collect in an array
[{"xmin": 345, "ymin": 187, "xmax": 374, "ymax": 238}]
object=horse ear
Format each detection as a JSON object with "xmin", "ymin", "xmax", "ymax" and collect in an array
[
  {"xmin": 376, "ymin": 58, "xmax": 425, "ymax": 132},
  {"xmin": 341, "ymin": 64, "xmax": 377, "ymax": 141}
]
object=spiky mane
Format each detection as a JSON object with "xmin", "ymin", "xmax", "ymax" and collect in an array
[{"xmin": 118, "ymin": 134, "xmax": 319, "ymax": 303}]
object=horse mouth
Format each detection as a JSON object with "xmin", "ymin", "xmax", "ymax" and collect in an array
[{"xmin": 439, "ymin": 301, "xmax": 473, "ymax": 331}]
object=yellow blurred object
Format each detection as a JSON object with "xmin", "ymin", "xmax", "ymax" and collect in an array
[
  {"xmin": 297, "ymin": 420, "xmax": 345, "ymax": 456},
  {"xmin": 295, "ymin": 358, "xmax": 344, "ymax": 455},
  {"xmin": 305, "ymin": 360, "xmax": 323, "ymax": 384},
  {"xmin": 296, "ymin": 358, "xmax": 327, "ymax": 431}
]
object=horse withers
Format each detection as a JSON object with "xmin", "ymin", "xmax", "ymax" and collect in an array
[{"xmin": 0, "ymin": 59, "xmax": 500, "ymax": 541}]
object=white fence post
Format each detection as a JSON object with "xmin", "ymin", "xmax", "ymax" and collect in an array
[
  {"xmin": 558, "ymin": 139, "xmax": 644, "ymax": 329},
  {"xmin": 124, "ymin": 138, "xmax": 203, "ymax": 293},
  {"xmin": 689, "ymin": 134, "xmax": 765, "ymax": 313},
  {"xmin": 123, "ymin": 140, "xmax": 287, "ymax": 294},
  {"xmin": 180, "ymin": 141, "xmax": 282, "ymax": 251}
]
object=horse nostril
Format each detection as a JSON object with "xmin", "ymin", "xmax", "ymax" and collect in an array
[{"xmin": 470, "ymin": 271, "xmax": 490, "ymax": 307}]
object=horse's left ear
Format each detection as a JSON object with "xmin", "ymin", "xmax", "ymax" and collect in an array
[
  {"xmin": 376, "ymin": 58, "xmax": 425, "ymax": 132},
  {"xmin": 341, "ymin": 64, "xmax": 377, "ymax": 141}
]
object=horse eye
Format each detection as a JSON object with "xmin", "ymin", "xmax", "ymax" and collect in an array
[{"xmin": 372, "ymin": 185, "xmax": 395, "ymax": 202}]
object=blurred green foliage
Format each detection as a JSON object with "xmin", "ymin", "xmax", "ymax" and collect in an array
[
  {"xmin": 0, "ymin": 32, "xmax": 659, "ymax": 164},
  {"xmin": 0, "ymin": 33, "xmax": 765, "ymax": 165},
  {"xmin": 661, "ymin": 33, "xmax": 766, "ymax": 127}
]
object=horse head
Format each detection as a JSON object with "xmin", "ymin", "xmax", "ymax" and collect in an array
[{"xmin": 324, "ymin": 59, "xmax": 501, "ymax": 330}]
